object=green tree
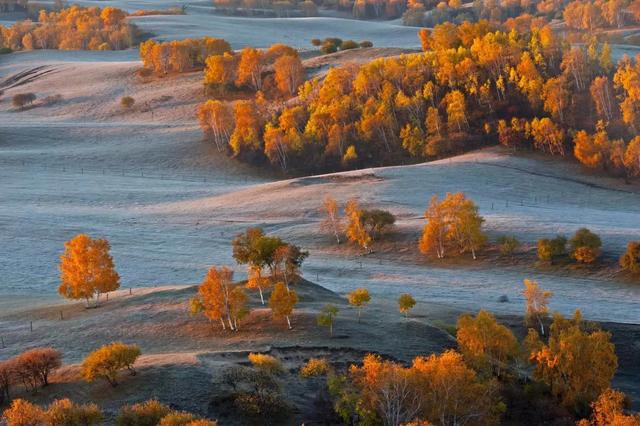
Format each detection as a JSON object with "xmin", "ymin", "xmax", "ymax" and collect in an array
[
  {"xmin": 317, "ymin": 304, "xmax": 339, "ymax": 336},
  {"xmin": 347, "ymin": 288, "xmax": 370, "ymax": 322}
]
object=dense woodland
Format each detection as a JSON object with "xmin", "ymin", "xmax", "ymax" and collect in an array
[{"xmin": 194, "ymin": 21, "xmax": 640, "ymax": 177}]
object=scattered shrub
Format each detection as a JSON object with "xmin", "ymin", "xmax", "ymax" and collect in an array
[
  {"xmin": 496, "ymin": 235, "xmax": 520, "ymax": 256},
  {"xmin": 340, "ymin": 40, "xmax": 359, "ymax": 50},
  {"xmin": 299, "ymin": 358, "xmax": 330, "ymax": 377},
  {"xmin": 81, "ymin": 342, "xmax": 140, "ymax": 387},
  {"xmin": 12, "ymin": 93, "xmax": 36, "ymax": 109},
  {"xmin": 116, "ymin": 400, "xmax": 172, "ymax": 426},
  {"xmin": 2, "ymin": 399, "xmax": 46, "ymax": 426},
  {"xmin": 620, "ymin": 241, "xmax": 640, "ymax": 274},
  {"xmin": 13, "ymin": 347, "xmax": 61, "ymax": 390},
  {"xmin": 248, "ymin": 353, "xmax": 284, "ymax": 375},
  {"xmin": 569, "ymin": 228, "xmax": 601, "ymax": 264},
  {"xmin": 47, "ymin": 399, "xmax": 103, "ymax": 426},
  {"xmin": 537, "ymin": 236, "xmax": 567, "ymax": 262},
  {"xmin": 359, "ymin": 40, "xmax": 373, "ymax": 48},
  {"xmin": 121, "ymin": 96, "xmax": 135, "ymax": 109}
]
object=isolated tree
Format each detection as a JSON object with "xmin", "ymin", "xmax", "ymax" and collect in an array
[
  {"xmin": 2, "ymin": 399, "xmax": 46, "ymax": 426},
  {"xmin": 398, "ymin": 293, "xmax": 416, "ymax": 319},
  {"xmin": 321, "ymin": 195, "xmax": 342, "ymax": 244},
  {"xmin": 190, "ymin": 266, "xmax": 235, "ymax": 331},
  {"xmin": 47, "ymin": 399, "xmax": 103, "ymax": 426},
  {"xmin": 619, "ymin": 241, "xmax": 640, "ymax": 275},
  {"xmin": 81, "ymin": 342, "xmax": 140, "ymax": 387},
  {"xmin": 347, "ymin": 288, "xmax": 370, "ymax": 322},
  {"xmin": 317, "ymin": 304, "xmax": 338, "ymax": 337},
  {"xmin": 456, "ymin": 310, "xmax": 519, "ymax": 376},
  {"xmin": 59, "ymin": 234, "xmax": 120, "ymax": 307},
  {"xmin": 345, "ymin": 199, "xmax": 372, "ymax": 253},
  {"xmin": 268, "ymin": 282, "xmax": 298, "ymax": 329},
  {"xmin": 527, "ymin": 311, "xmax": 617, "ymax": 411},
  {"xmin": 569, "ymin": 228, "xmax": 602, "ymax": 264},
  {"xmin": 116, "ymin": 400, "xmax": 172, "ymax": 426},
  {"xmin": 523, "ymin": 279, "xmax": 552, "ymax": 335}
]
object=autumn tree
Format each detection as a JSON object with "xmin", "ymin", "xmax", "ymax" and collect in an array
[
  {"xmin": 197, "ymin": 100, "xmax": 233, "ymax": 152},
  {"xmin": 236, "ymin": 47, "xmax": 264, "ymax": 91},
  {"xmin": 2, "ymin": 399, "xmax": 46, "ymax": 426},
  {"xmin": 537, "ymin": 235, "xmax": 567, "ymax": 263},
  {"xmin": 229, "ymin": 100, "xmax": 262, "ymax": 159},
  {"xmin": 273, "ymin": 243, "xmax": 308, "ymax": 290},
  {"xmin": 190, "ymin": 266, "xmax": 236, "ymax": 331},
  {"xmin": 81, "ymin": 342, "xmax": 140, "ymax": 387},
  {"xmin": 398, "ymin": 293, "xmax": 416, "ymax": 319},
  {"xmin": 268, "ymin": 282, "xmax": 298, "ymax": 329},
  {"xmin": 248, "ymin": 353, "xmax": 284, "ymax": 375},
  {"xmin": 578, "ymin": 388, "xmax": 640, "ymax": 426},
  {"xmin": 13, "ymin": 348, "xmax": 61, "ymax": 391},
  {"xmin": 527, "ymin": 311, "xmax": 618, "ymax": 412},
  {"xmin": 523, "ymin": 279, "xmax": 552, "ymax": 335},
  {"xmin": 274, "ymin": 54, "xmax": 305, "ymax": 97},
  {"xmin": 456, "ymin": 310, "xmax": 519, "ymax": 376},
  {"xmin": 321, "ymin": 195, "xmax": 343, "ymax": 244},
  {"xmin": 317, "ymin": 304, "xmax": 338, "ymax": 337},
  {"xmin": 59, "ymin": 234, "xmax": 120, "ymax": 307},
  {"xmin": 347, "ymin": 288, "xmax": 370, "ymax": 322},
  {"xmin": 0, "ymin": 359, "xmax": 15, "ymax": 405},
  {"xmin": 204, "ymin": 52, "xmax": 237, "ymax": 93},
  {"xmin": 620, "ymin": 241, "xmax": 640, "ymax": 275},
  {"xmin": 419, "ymin": 193, "xmax": 486, "ymax": 259},
  {"xmin": 345, "ymin": 199, "xmax": 372, "ymax": 253},
  {"xmin": 569, "ymin": 228, "xmax": 602, "ymax": 264},
  {"xmin": 624, "ymin": 136, "xmax": 640, "ymax": 177},
  {"xmin": 116, "ymin": 400, "xmax": 172, "ymax": 426}
]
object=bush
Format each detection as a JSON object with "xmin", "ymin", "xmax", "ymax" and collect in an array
[
  {"xmin": 47, "ymin": 399, "xmax": 103, "ymax": 426},
  {"xmin": 0, "ymin": 47, "xmax": 12, "ymax": 54},
  {"xmin": 12, "ymin": 93, "xmax": 36, "ymax": 109},
  {"xmin": 310, "ymin": 38, "xmax": 322, "ymax": 46},
  {"xmin": 340, "ymin": 40, "xmax": 359, "ymax": 50},
  {"xmin": 82, "ymin": 342, "xmax": 140, "ymax": 387},
  {"xmin": 2, "ymin": 399, "xmax": 46, "ymax": 426},
  {"xmin": 222, "ymin": 366, "xmax": 289, "ymax": 420},
  {"xmin": 138, "ymin": 68, "xmax": 153, "ymax": 78},
  {"xmin": 158, "ymin": 412, "xmax": 198, "ymax": 426},
  {"xmin": 620, "ymin": 241, "xmax": 640, "ymax": 274},
  {"xmin": 537, "ymin": 236, "xmax": 566, "ymax": 262},
  {"xmin": 569, "ymin": 228, "xmax": 601, "ymax": 264},
  {"xmin": 299, "ymin": 358, "xmax": 330, "ymax": 377},
  {"xmin": 361, "ymin": 208, "xmax": 395, "ymax": 239},
  {"xmin": 116, "ymin": 400, "xmax": 172, "ymax": 426},
  {"xmin": 359, "ymin": 40, "xmax": 373, "ymax": 48},
  {"xmin": 320, "ymin": 41, "xmax": 338, "ymax": 54},
  {"xmin": 248, "ymin": 353, "xmax": 283, "ymax": 375},
  {"xmin": 121, "ymin": 96, "xmax": 135, "ymax": 109},
  {"xmin": 0, "ymin": 359, "xmax": 15, "ymax": 405},
  {"xmin": 13, "ymin": 347, "xmax": 61, "ymax": 390},
  {"xmin": 496, "ymin": 235, "xmax": 520, "ymax": 256}
]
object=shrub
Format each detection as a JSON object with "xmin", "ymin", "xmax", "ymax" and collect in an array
[
  {"xmin": 81, "ymin": 342, "xmax": 140, "ymax": 387},
  {"xmin": 537, "ymin": 236, "xmax": 567, "ymax": 262},
  {"xmin": 158, "ymin": 412, "xmax": 198, "ymax": 426},
  {"xmin": 398, "ymin": 293, "xmax": 416, "ymax": 318},
  {"xmin": 496, "ymin": 235, "xmax": 520, "ymax": 256},
  {"xmin": 320, "ymin": 41, "xmax": 338, "ymax": 54},
  {"xmin": 569, "ymin": 228, "xmax": 601, "ymax": 264},
  {"xmin": 248, "ymin": 353, "xmax": 283, "ymax": 375},
  {"xmin": 361, "ymin": 209, "xmax": 395, "ymax": 239},
  {"xmin": 46, "ymin": 399, "xmax": 103, "ymax": 426},
  {"xmin": 359, "ymin": 40, "xmax": 373, "ymax": 48},
  {"xmin": 116, "ymin": 400, "xmax": 172, "ymax": 426},
  {"xmin": 340, "ymin": 40, "xmax": 359, "ymax": 50},
  {"xmin": 120, "ymin": 96, "xmax": 135, "ymax": 109},
  {"xmin": 13, "ymin": 347, "xmax": 61, "ymax": 390},
  {"xmin": 310, "ymin": 38, "xmax": 322, "ymax": 46},
  {"xmin": 2, "ymin": 399, "xmax": 46, "ymax": 425},
  {"xmin": 620, "ymin": 241, "xmax": 640, "ymax": 274},
  {"xmin": 12, "ymin": 93, "xmax": 36, "ymax": 109},
  {"xmin": 222, "ymin": 366, "xmax": 289, "ymax": 420},
  {"xmin": 138, "ymin": 68, "xmax": 153, "ymax": 78},
  {"xmin": 299, "ymin": 358, "xmax": 330, "ymax": 377},
  {"xmin": 0, "ymin": 47, "xmax": 12, "ymax": 54}
]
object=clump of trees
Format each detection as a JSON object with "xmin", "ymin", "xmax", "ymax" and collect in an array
[
  {"xmin": 419, "ymin": 192, "xmax": 485, "ymax": 260},
  {"xmin": 58, "ymin": 234, "xmax": 120, "ymax": 307},
  {"xmin": 0, "ymin": 6, "xmax": 132, "ymax": 51},
  {"xmin": 537, "ymin": 229, "xmax": 603, "ymax": 264},
  {"xmin": 140, "ymin": 37, "xmax": 231, "ymax": 75},
  {"xmin": 190, "ymin": 266, "xmax": 248, "ymax": 331},
  {"xmin": 620, "ymin": 241, "xmax": 640, "ymax": 275},
  {"xmin": 81, "ymin": 342, "xmax": 140, "ymax": 387},
  {"xmin": 537, "ymin": 235, "xmax": 568, "ymax": 263},
  {"xmin": 12, "ymin": 93, "xmax": 36, "ymax": 109},
  {"xmin": 311, "ymin": 37, "xmax": 373, "ymax": 54}
]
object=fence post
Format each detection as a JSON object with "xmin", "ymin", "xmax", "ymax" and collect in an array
[
  {"xmin": 30, "ymin": 321, "xmax": 33, "ymax": 332},
  {"xmin": 1, "ymin": 336, "xmax": 4, "ymax": 348}
]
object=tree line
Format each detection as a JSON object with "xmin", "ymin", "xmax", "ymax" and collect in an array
[{"xmin": 0, "ymin": 6, "xmax": 132, "ymax": 51}]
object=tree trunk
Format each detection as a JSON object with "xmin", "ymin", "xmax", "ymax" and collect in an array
[
  {"xmin": 258, "ymin": 286, "xmax": 264, "ymax": 305},
  {"xmin": 286, "ymin": 315, "xmax": 292, "ymax": 330}
]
